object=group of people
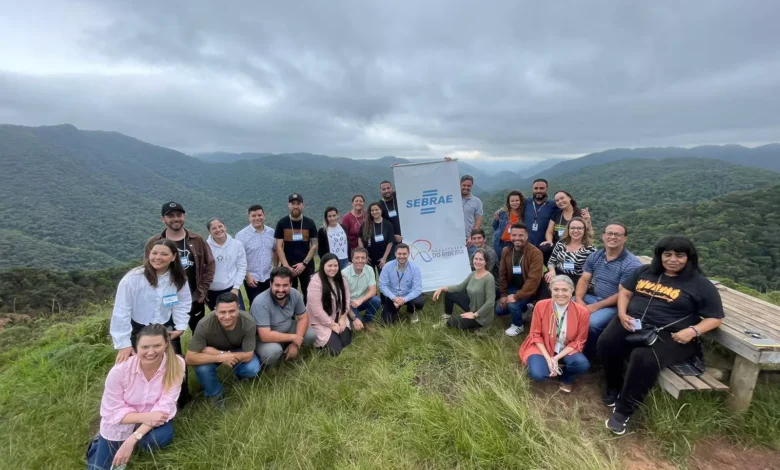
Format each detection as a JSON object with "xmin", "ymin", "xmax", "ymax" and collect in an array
[{"xmin": 88, "ymin": 175, "xmax": 725, "ymax": 469}]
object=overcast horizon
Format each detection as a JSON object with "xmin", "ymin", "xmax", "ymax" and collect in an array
[{"xmin": 1, "ymin": 1, "xmax": 779, "ymax": 165}]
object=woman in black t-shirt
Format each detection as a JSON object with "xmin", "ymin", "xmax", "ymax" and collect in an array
[
  {"xmin": 598, "ymin": 236, "xmax": 724, "ymax": 435},
  {"xmin": 362, "ymin": 202, "xmax": 394, "ymax": 273}
]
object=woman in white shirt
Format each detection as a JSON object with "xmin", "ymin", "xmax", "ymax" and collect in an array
[
  {"xmin": 205, "ymin": 218, "xmax": 248, "ymax": 311},
  {"xmin": 111, "ymin": 239, "xmax": 191, "ymax": 364},
  {"xmin": 317, "ymin": 206, "xmax": 350, "ymax": 270}
]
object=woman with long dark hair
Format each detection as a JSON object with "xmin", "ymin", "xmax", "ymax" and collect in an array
[
  {"xmin": 307, "ymin": 253, "xmax": 356, "ymax": 356},
  {"xmin": 341, "ymin": 194, "xmax": 367, "ymax": 257},
  {"xmin": 598, "ymin": 235, "xmax": 724, "ymax": 435},
  {"xmin": 542, "ymin": 190, "xmax": 593, "ymax": 246},
  {"xmin": 492, "ymin": 190, "xmax": 525, "ymax": 256},
  {"xmin": 87, "ymin": 324, "xmax": 185, "ymax": 470},
  {"xmin": 317, "ymin": 206, "xmax": 350, "ymax": 270},
  {"xmin": 362, "ymin": 202, "xmax": 394, "ymax": 272}
]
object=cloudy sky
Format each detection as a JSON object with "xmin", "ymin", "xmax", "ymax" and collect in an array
[{"xmin": 1, "ymin": 0, "xmax": 779, "ymax": 166}]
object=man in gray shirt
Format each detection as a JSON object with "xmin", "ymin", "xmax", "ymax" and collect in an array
[
  {"xmin": 461, "ymin": 175, "xmax": 484, "ymax": 244},
  {"xmin": 250, "ymin": 266, "xmax": 316, "ymax": 368}
]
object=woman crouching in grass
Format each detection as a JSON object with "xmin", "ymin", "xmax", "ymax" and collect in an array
[
  {"xmin": 432, "ymin": 248, "xmax": 495, "ymax": 330},
  {"xmin": 518, "ymin": 275, "xmax": 590, "ymax": 393},
  {"xmin": 307, "ymin": 253, "xmax": 358, "ymax": 356},
  {"xmin": 87, "ymin": 324, "xmax": 185, "ymax": 470}
]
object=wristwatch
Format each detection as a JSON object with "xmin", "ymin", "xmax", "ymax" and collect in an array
[
  {"xmin": 132, "ymin": 431, "xmax": 143, "ymax": 440},
  {"xmin": 303, "ymin": 259, "xmax": 310, "ymax": 266}
]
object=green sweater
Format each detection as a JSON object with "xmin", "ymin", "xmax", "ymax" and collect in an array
[{"xmin": 447, "ymin": 271, "xmax": 496, "ymax": 326}]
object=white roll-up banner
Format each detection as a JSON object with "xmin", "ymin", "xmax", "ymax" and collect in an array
[{"xmin": 393, "ymin": 160, "xmax": 471, "ymax": 292}]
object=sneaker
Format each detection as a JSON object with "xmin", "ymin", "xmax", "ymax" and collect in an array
[
  {"xmin": 601, "ymin": 388, "xmax": 619, "ymax": 407},
  {"xmin": 504, "ymin": 324, "xmax": 524, "ymax": 337},
  {"xmin": 410, "ymin": 312, "xmax": 420, "ymax": 323},
  {"xmin": 559, "ymin": 383, "xmax": 572, "ymax": 393},
  {"xmin": 605, "ymin": 411, "xmax": 630, "ymax": 435}
]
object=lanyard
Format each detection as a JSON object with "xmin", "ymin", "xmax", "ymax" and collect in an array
[
  {"xmin": 532, "ymin": 201, "xmax": 545, "ymax": 220},
  {"xmin": 289, "ymin": 217, "xmax": 303, "ymax": 233},
  {"xmin": 513, "ymin": 251, "xmax": 524, "ymax": 267},
  {"xmin": 373, "ymin": 221, "xmax": 382, "ymax": 238},
  {"xmin": 396, "ymin": 267, "xmax": 405, "ymax": 284},
  {"xmin": 555, "ymin": 307, "xmax": 568, "ymax": 338},
  {"xmin": 382, "ymin": 199, "xmax": 395, "ymax": 214},
  {"xmin": 462, "ymin": 196, "xmax": 469, "ymax": 208}
]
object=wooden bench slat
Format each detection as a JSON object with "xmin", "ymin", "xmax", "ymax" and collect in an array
[
  {"xmin": 723, "ymin": 288, "xmax": 780, "ymax": 312},
  {"xmin": 681, "ymin": 374, "xmax": 712, "ymax": 391},
  {"xmin": 658, "ymin": 368, "xmax": 695, "ymax": 398},
  {"xmin": 720, "ymin": 291, "xmax": 780, "ymax": 323},
  {"xmin": 720, "ymin": 300, "xmax": 780, "ymax": 337},
  {"xmin": 698, "ymin": 371, "xmax": 729, "ymax": 391}
]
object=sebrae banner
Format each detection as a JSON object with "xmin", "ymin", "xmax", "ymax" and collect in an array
[{"xmin": 393, "ymin": 160, "xmax": 471, "ymax": 292}]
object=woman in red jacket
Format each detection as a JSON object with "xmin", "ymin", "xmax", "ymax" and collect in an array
[{"xmin": 518, "ymin": 274, "xmax": 590, "ymax": 392}]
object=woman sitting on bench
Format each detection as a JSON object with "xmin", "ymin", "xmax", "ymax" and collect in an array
[{"xmin": 598, "ymin": 235, "xmax": 724, "ymax": 435}]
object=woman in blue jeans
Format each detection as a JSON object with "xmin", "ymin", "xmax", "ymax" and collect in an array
[
  {"xmin": 86, "ymin": 324, "xmax": 185, "ymax": 469},
  {"xmin": 518, "ymin": 275, "xmax": 590, "ymax": 392}
]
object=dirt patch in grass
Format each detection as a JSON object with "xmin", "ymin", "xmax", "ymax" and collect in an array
[{"xmin": 688, "ymin": 437, "xmax": 780, "ymax": 470}]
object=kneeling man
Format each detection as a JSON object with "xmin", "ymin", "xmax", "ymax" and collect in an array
[
  {"xmin": 251, "ymin": 266, "xmax": 317, "ymax": 368},
  {"xmin": 379, "ymin": 243, "xmax": 425, "ymax": 323},
  {"xmin": 186, "ymin": 292, "xmax": 260, "ymax": 406}
]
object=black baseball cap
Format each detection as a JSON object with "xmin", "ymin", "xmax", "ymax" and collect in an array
[
  {"xmin": 288, "ymin": 193, "xmax": 303, "ymax": 203},
  {"xmin": 161, "ymin": 201, "xmax": 186, "ymax": 216}
]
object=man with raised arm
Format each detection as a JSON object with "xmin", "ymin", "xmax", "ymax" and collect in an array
[
  {"xmin": 251, "ymin": 266, "xmax": 317, "ymax": 369},
  {"xmin": 523, "ymin": 179, "xmax": 558, "ymax": 263},
  {"xmin": 274, "ymin": 193, "xmax": 318, "ymax": 302},
  {"xmin": 575, "ymin": 222, "xmax": 642, "ymax": 356},
  {"xmin": 379, "ymin": 243, "xmax": 425, "ymax": 324}
]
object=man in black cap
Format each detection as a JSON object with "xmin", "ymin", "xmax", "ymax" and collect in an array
[
  {"xmin": 274, "ymin": 193, "xmax": 318, "ymax": 302},
  {"xmin": 145, "ymin": 202, "xmax": 215, "ymax": 332}
]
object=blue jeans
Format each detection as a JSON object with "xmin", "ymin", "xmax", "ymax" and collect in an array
[
  {"xmin": 351, "ymin": 295, "xmax": 382, "ymax": 323},
  {"xmin": 194, "ymin": 353, "xmax": 261, "ymax": 398},
  {"xmin": 495, "ymin": 287, "xmax": 531, "ymax": 327},
  {"xmin": 583, "ymin": 293, "xmax": 618, "ymax": 355},
  {"xmin": 527, "ymin": 353, "xmax": 590, "ymax": 384},
  {"xmin": 86, "ymin": 421, "xmax": 174, "ymax": 470}
]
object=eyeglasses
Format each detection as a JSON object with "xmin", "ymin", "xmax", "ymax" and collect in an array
[{"xmin": 604, "ymin": 231, "xmax": 626, "ymax": 238}]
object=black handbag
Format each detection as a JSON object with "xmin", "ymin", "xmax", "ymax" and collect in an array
[{"xmin": 625, "ymin": 274, "xmax": 691, "ymax": 347}]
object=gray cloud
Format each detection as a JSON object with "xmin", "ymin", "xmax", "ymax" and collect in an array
[{"xmin": 1, "ymin": 0, "xmax": 779, "ymax": 164}]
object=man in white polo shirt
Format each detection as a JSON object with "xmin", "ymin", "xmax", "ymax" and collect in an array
[{"xmin": 341, "ymin": 247, "xmax": 381, "ymax": 332}]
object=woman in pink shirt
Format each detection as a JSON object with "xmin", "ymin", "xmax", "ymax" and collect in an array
[
  {"xmin": 307, "ymin": 253, "xmax": 357, "ymax": 356},
  {"xmin": 86, "ymin": 324, "xmax": 185, "ymax": 470}
]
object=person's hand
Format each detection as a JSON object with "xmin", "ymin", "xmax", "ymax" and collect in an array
[
  {"xmin": 292, "ymin": 263, "xmax": 305, "ymax": 276},
  {"xmin": 379, "ymin": 258, "xmax": 387, "ymax": 269},
  {"xmin": 393, "ymin": 297, "xmax": 405, "ymax": 308},
  {"xmin": 221, "ymin": 353, "xmax": 240, "ymax": 368},
  {"xmin": 671, "ymin": 328, "xmax": 697, "ymax": 344},
  {"xmin": 112, "ymin": 437, "xmax": 137, "ymax": 467},
  {"xmin": 290, "ymin": 334, "xmax": 304, "ymax": 348},
  {"xmin": 115, "ymin": 347, "xmax": 134, "ymax": 364},
  {"xmin": 507, "ymin": 294, "xmax": 516, "ymax": 303},
  {"xmin": 460, "ymin": 312, "xmax": 475, "ymax": 320},
  {"xmin": 231, "ymin": 288, "xmax": 240, "ymax": 296},
  {"xmin": 350, "ymin": 299, "xmax": 361, "ymax": 309},
  {"xmin": 498, "ymin": 297, "xmax": 508, "ymax": 309},
  {"xmin": 493, "ymin": 210, "xmax": 500, "ymax": 221},
  {"xmin": 581, "ymin": 208, "xmax": 591, "ymax": 221},
  {"xmin": 169, "ymin": 330, "xmax": 184, "ymax": 340},
  {"xmin": 466, "ymin": 238, "xmax": 473, "ymax": 248},
  {"xmin": 432, "ymin": 287, "xmax": 445, "ymax": 302},
  {"xmin": 618, "ymin": 312, "xmax": 636, "ymax": 332},
  {"xmin": 540, "ymin": 241, "xmax": 552, "ymax": 246},
  {"xmin": 586, "ymin": 303, "xmax": 599, "ymax": 314},
  {"xmin": 203, "ymin": 346, "xmax": 221, "ymax": 355},
  {"xmin": 246, "ymin": 273, "xmax": 258, "ymax": 288},
  {"xmin": 394, "ymin": 235, "xmax": 403, "ymax": 243},
  {"xmin": 353, "ymin": 318, "xmax": 364, "ymax": 331},
  {"xmin": 284, "ymin": 343, "xmax": 299, "ymax": 360},
  {"xmin": 547, "ymin": 357, "xmax": 560, "ymax": 377},
  {"xmin": 330, "ymin": 323, "xmax": 343, "ymax": 334},
  {"xmin": 143, "ymin": 411, "xmax": 169, "ymax": 427},
  {"xmin": 544, "ymin": 271, "xmax": 555, "ymax": 283}
]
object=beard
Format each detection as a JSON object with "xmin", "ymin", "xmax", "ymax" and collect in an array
[
  {"xmin": 534, "ymin": 193, "xmax": 546, "ymax": 201},
  {"xmin": 291, "ymin": 209, "xmax": 302, "ymax": 218}
]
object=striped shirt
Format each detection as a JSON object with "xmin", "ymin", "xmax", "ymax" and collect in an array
[
  {"xmin": 583, "ymin": 248, "xmax": 642, "ymax": 299},
  {"xmin": 548, "ymin": 242, "xmax": 597, "ymax": 275},
  {"xmin": 235, "ymin": 224, "xmax": 276, "ymax": 282}
]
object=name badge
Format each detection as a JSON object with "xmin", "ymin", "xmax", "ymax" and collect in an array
[
  {"xmin": 162, "ymin": 294, "xmax": 179, "ymax": 307},
  {"xmin": 630, "ymin": 319, "xmax": 642, "ymax": 330},
  {"xmin": 292, "ymin": 232, "xmax": 304, "ymax": 242},
  {"xmin": 563, "ymin": 261, "xmax": 575, "ymax": 271},
  {"xmin": 532, "ymin": 222, "xmax": 538, "ymax": 231},
  {"xmin": 558, "ymin": 229, "xmax": 565, "ymax": 237},
  {"xmin": 181, "ymin": 258, "xmax": 191, "ymax": 268},
  {"xmin": 512, "ymin": 266, "xmax": 522, "ymax": 275},
  {"xmin": 388, "ymin": 210, "xmax": 397, "ymax": 218},
  {"xmin": 375, "ymin": 233, "xmax": 384, "ymax": 242},
  {"xmin": 507, "ymin": 225, "xmax": 512, "ymax": 234}
]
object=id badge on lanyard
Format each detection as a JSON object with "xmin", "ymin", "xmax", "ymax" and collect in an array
[
  {"xmin": 388, "ymin": 210, "xmax": 397, "ymax": 218},
  {"xmin": 375, "ymin": 233, "xmax": 384, "ymax": 242},
  {"xmin": 512, "ymin": 265, "xmax": 522, "ymax": 275},
  {"xmin": 532, "ymin": 222, "xmax": 538, "ymax": 232},
  {"xmin": 563, "ymin": 261, "xmax": 575, "ymax": 271},
  {"xmin": 292, "ymin": 232, "xmax": 304, "ymax": 242},
  {"xmin": 162, "ymin": 293, "xmax": 179, "ymax": 307}
]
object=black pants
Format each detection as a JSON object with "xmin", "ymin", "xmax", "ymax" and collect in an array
[
  {"xmin": 324, "ymin": 328, "xmax": 353, "ymax": 356},
  {"xmin": 382, "ymin": 294, "xmax": 425, "ymax": 323},
  {"xmin": 538, "ymin": 243, "xmax": 554, "ymax": 265},
  {"xmin": 188, "ymin": 299, "xmax": 206, "ymax": 332},
  {"xmin": 291, "ymin": 266, "xmax": 314, "ymax": 303},
  {"xmin": 597, "ymin": 316, "xmax": 700, "ymax": 416},
  {"xmin": 443, "ymin": 291, "xmax": 482, "ymax": 330},
  {"xmin": 244, "ymin": 279, "xmax": 270, "ymax": 309},
  {"xmin": 130, "ymin": 320, "xmax": 190, "ymax": 408},
  {"xmin": 206, "ymin": 288, "xmax": 231, "ymax": 311}
]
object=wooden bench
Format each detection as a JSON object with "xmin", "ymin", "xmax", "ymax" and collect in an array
[{"xmin": 637, "ymin": 256, "xmax": 780, "ymax": 411}]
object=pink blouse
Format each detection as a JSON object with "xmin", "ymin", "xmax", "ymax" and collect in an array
[
  {"xmin": 307, "ymin": 275, "xmax": 352, "ymax": 347},
  {"xmin": 99, "ymin": 354, "xmax": 185, "ymax": 441}
]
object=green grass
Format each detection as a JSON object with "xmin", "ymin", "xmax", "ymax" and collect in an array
[{"xmin": 1, "ymin": 302, "xmax": 779, "ymax": 469}]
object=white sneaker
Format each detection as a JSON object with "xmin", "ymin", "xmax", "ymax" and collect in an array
[
  {"xmin": 441, "ymin": 313, "xmax": 452, "ymax": 320},
  {"xmin": 411, "ymin": 312, "xmax": 420, "ymax": 323},
  {"xmin": 504, "ymin": 324, "xmax": 524, "ymax": 337}
]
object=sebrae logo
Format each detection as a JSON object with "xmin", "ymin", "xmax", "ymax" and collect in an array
[
  {"xmin": 406, "ymin": 189, "xmax": 454, "ymax": 215},
  {"xmin": 409, "ymin": 239, "xmax": 466, "ymax": 263}
]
